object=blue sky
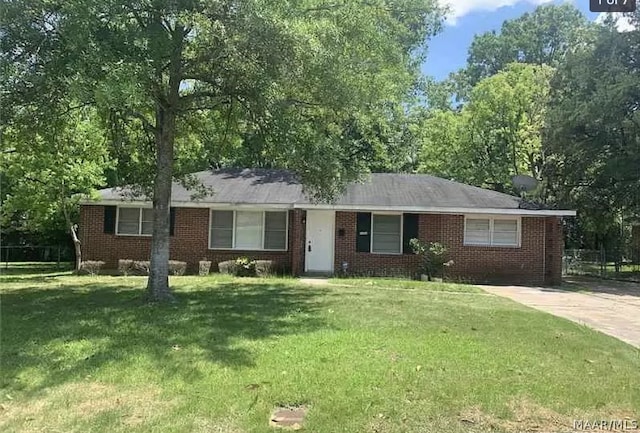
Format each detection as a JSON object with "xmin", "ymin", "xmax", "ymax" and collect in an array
[{"xmin": 421, "ymin": 1, "xmax": 600, "ymax": 81}]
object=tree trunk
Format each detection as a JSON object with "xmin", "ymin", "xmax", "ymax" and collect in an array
[
  {"xmin": 61, "ymin": 202, "xmax": 81, "ymax": 272},
  {"xmin": 146, "ymin": 105, "xmax": 176, "ymax": 301},
  {"xmin": 146, "ymin": 26, "xmax": 183, "ymax": 302},
  {"xmin": 70, "ymin": 224, "xmax": 82, "ymax": 271}
]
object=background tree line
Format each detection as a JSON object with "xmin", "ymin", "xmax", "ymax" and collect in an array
[{"xmin": 416, "ymin": 4, "xmax": 639, "ymax": 258}]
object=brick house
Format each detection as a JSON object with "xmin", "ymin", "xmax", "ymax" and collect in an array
[{"xmin": 80, "ymin": 169, "xmax": 575, "ymax": 285}]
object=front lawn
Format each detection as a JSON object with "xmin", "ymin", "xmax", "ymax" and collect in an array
[{"xmin": 1, "ymin": 273, "xmax": 638, "ymax": 432}]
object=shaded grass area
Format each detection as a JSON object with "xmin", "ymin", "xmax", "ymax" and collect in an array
[
  {"xmin": 567, "ymin": 263, "xmax": 640, "ymax": 283},
  {"xmin": 0, "ymin": 261, "xmax": 73, "ymax": 277},
  {"xmin": 1, "ymin": 274, "xmax": 639, "ymax": 432}
]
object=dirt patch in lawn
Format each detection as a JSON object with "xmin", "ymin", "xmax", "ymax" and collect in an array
[
  {"xmin": 0, "ymin": 381, "xmax": 175, "ymax": 432},
  {"xmin": 461, "ymin": 403, "xmax": 567, "ymax": 431},
  {"xmin": 459, "ymin": 398, "xmax": 638, "ymax": 432}
]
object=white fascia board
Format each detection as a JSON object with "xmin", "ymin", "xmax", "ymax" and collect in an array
[
  {"xmin": 293, "ymin": 203, "xmax": 576, "ymax": 217},
  {"xmin": 82, "ymin": 199, "xmax": 576, "ymax": 216}
]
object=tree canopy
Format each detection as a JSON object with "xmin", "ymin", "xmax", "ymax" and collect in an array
[
  {"xmin": 418, "ymin": 63, "xmax": 553, "ymax": 194},
  {"xmin": 464, "ymin": 3, "xmax": 590, "ymax": 86},
  {"xmin": 416, "ymin": 5, "xmax": 639, "ymax": 254},
  {"xmin": 1, "ymin": 0, "xmax": 444, "ymax": 299},
  {"xmin": 545, "ymin": 11, "xmax": 640, "ymax": 236}
]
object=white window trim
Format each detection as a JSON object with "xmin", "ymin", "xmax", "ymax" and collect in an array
[
  {"xmin": 115, "ymin": 206, "xmax": 153, "ymax": 237},
  {"xmin": 370, "ymin": 212, "xmax": 403, "ymax": 255},
  {"xmin": 208, "ymin": 209, "xmax": 289, "ymax": 251},
  {"xmin": 463, "ymin": 215, "xmax": 521, "ymax": 248}
]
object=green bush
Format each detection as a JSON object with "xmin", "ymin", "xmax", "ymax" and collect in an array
[
  {"xmin": 409, "ymin": 239, "xmax": 453, "ymax": 281},
  {"xmin": 234, "ymin": 257, "xmax": 256, "ymax": 277}
]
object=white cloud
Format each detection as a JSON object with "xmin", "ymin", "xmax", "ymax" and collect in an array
[
  {"xmin": 595, "ymin": 12, "xmax": 636, "ymax": 32},
  {"xmin": 440, "ymin": 0, "xmax": 555, "ymax": 25}
]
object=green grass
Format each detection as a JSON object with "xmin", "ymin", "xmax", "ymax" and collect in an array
[
  {"xmin": 0, "ymin": 261, "xmax": 73, "ymax": 276},
  {"xmin": 329, "ymin": 277, "xmax": 483, "ymax": 293},
  {"xmin": 568, "ymin": 263, "xmax": 640, "ymax": 282},
  {"xmin": 1, "ymin": 273, "xmax": 639, "ymax": 433}
]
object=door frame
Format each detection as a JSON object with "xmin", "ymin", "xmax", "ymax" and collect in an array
[{"xmin": 304, "ymin": 210, "xmax": 335, "ymax": 273}]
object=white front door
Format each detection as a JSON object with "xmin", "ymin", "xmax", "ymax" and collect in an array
[{"xmin": 305, "ymin": 210, "xmax": 335, "ymax": 273}]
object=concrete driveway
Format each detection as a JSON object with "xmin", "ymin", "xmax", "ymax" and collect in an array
[{"xmin": 480, "ymin": 276, "xmax": 640, "ymax": 348}]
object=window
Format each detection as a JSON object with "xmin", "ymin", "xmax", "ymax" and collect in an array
[
  {"xmin": 464, "ymin": 217, "xmax": 520, "ymax": 247},
  {"xmin": 265, "ymin": 211, "xmax": 288, "ymax": 250},
  {"xmin": 371, "ymin": 214, "xmax": 402, "ymax": 254},
  {"xmin": 235, "ymin": 211, "xmax": 263, "ymax": 249},
  {"xmin": 209, "ymin": 210, "xmax": 288, "ymax": 250},
  {"xmin": 210, "ymin": 210, "xmax": 233, "ymax": 248},
  {"xmin": 117, "ymin": 207, "xmax": 153, "ymax": 236},
  {"xmin": 492, "ymin": 219, "xmax": 519, "ymax": 246}
]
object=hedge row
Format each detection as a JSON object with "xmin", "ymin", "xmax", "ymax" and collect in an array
[{"xmin": 79, "ymin": 258, "xmax": 279, "ymax": 277}]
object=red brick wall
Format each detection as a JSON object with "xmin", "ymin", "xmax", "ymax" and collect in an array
[
  {"xmin": 290, "ymin": 210, "xmax": 306, "ymax": 275},
  {"xmin": 334, "ymin": 212, "xmax": 422, "ymax": 277},
  {"xmin": 544, "ymin": 217, "xmax": 563, "ymax": 286},
  {"xmin": 80, "ymin": 205, "xmax": 298, "ymax": 273},
  {"xmin": 437, "ymin": 215, "xmax": 546, "ymax": 285},
  {"xmin": 333, "ymin": 212, "xmax": 562, "ymax": 285},
  {"xmin": 81, "ymin": 205, "xmax": 565, "ymax": 285}
]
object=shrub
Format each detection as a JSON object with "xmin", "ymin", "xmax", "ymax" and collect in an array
[
  {"xmin": 218, "ymin": 260, "xmax": 237, "ymax": 275},
  {"xmin": 234, "ymin": 257, "xmax": 256, "ymax": 277},
  {"xmin": 409, "ymin": 239, "xmax": 453, "ymax": 281},
  {"xmin": 254, "ymin": 260, "xmax": 274, "ymax": 277},
  {"xmin": 168, "ymin": 260, "xmax": 187, "ymax": 276},
  {"xmin": 79, "ymin": 260, "xmax": 105, "ymax": 276},
  {"xmin": 118, "ymin": 259, "xmax": 135, "ymax": 276},
  {"xmin": 199, "ymin": 260, "xmax": 212, "ymax": 276},
  {"xmin": 133, "ymin": 260, "xmax": 151, "ymax": 275}
]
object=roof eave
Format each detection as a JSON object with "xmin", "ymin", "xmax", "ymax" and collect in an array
[
  {"xmin": 294, "ymin": 203, "xmax": 576, "ymax": 216},
  {"xmin": 81, "ymin": 198, "xmax": 576, "ymax": 216},
  {"xmin": 81, "ymin": 198, "xmax": 296, "ymax": 209}
]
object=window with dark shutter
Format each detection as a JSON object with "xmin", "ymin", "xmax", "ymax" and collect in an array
[
  {"xmin": 372, "ymin": 214, "xmax": 402, "ymax": 254},
  {"xmin": 356, "ymin": 212, "xmax": 371, "ymax": 252},
  {"xmin": 403, "ymin": 213, "xmax": 419, "ymax": 254},
  {"xmin": 103, "ymin": 206, "xmax": 117, "ymax": 234}
]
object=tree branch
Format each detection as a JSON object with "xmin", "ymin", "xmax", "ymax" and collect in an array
[{"xmin": 127, "ymin": 110, "xmax": 157, "ymax": 134}]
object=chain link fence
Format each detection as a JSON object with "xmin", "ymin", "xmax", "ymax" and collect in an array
[
  {"xmin": 563, "ymin": 248, "xmax": 640, "ymax": 282},
  {"xmin": 0, "ymin": 245, "xmax": 73, "ymax": 270}
]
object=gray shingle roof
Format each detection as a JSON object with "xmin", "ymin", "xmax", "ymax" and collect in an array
[
  {"xmin": 96, "ymin": 168, "xmax": 523, "ymax": 209},
  {"xmin": 336, "ymin": 173, "xmax": 521, "ymax": 209}
]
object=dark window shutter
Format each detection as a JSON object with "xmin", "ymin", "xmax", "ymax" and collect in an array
[
  {"xmin": 356, "ymin": 212, "xmax": 371, "ymax": 253},
  {"xmin": 104, "ymin": 206, "xmax": 117, "ymax": 234},
  {"xmin": 169, "ymin": 207, "xmax": 176, "ymax": 236},
  {"xmin": 403, "ymin": 213, "xmax": 419, "ymax": 254}
]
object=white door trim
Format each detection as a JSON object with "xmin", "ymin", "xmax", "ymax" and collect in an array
[{"xmin": 304, "ymin": 210, "xmax": 335, "ymax": 273}]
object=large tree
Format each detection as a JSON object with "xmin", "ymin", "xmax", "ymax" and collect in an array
[
  {"xmin": 461, "ymin": 4, "xmax": 591, "ymax": 89},
  {"xmin": 1, "ymin": 107, "xmax": 112, "ymax": 270},
  {"xmin": 417, "ymin": 63, "xmax": 553, "ymax": 194},
  {"xmin": 462, "ymin": 63, "xmax": 553, "ymax": 192},
  {"xmin": 544, "ymin": 11, "xmax": 640, "ymax": 243},
  {"xmin": 2, "ymin": 0, "xmax": 443, "ymax": 300}
]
